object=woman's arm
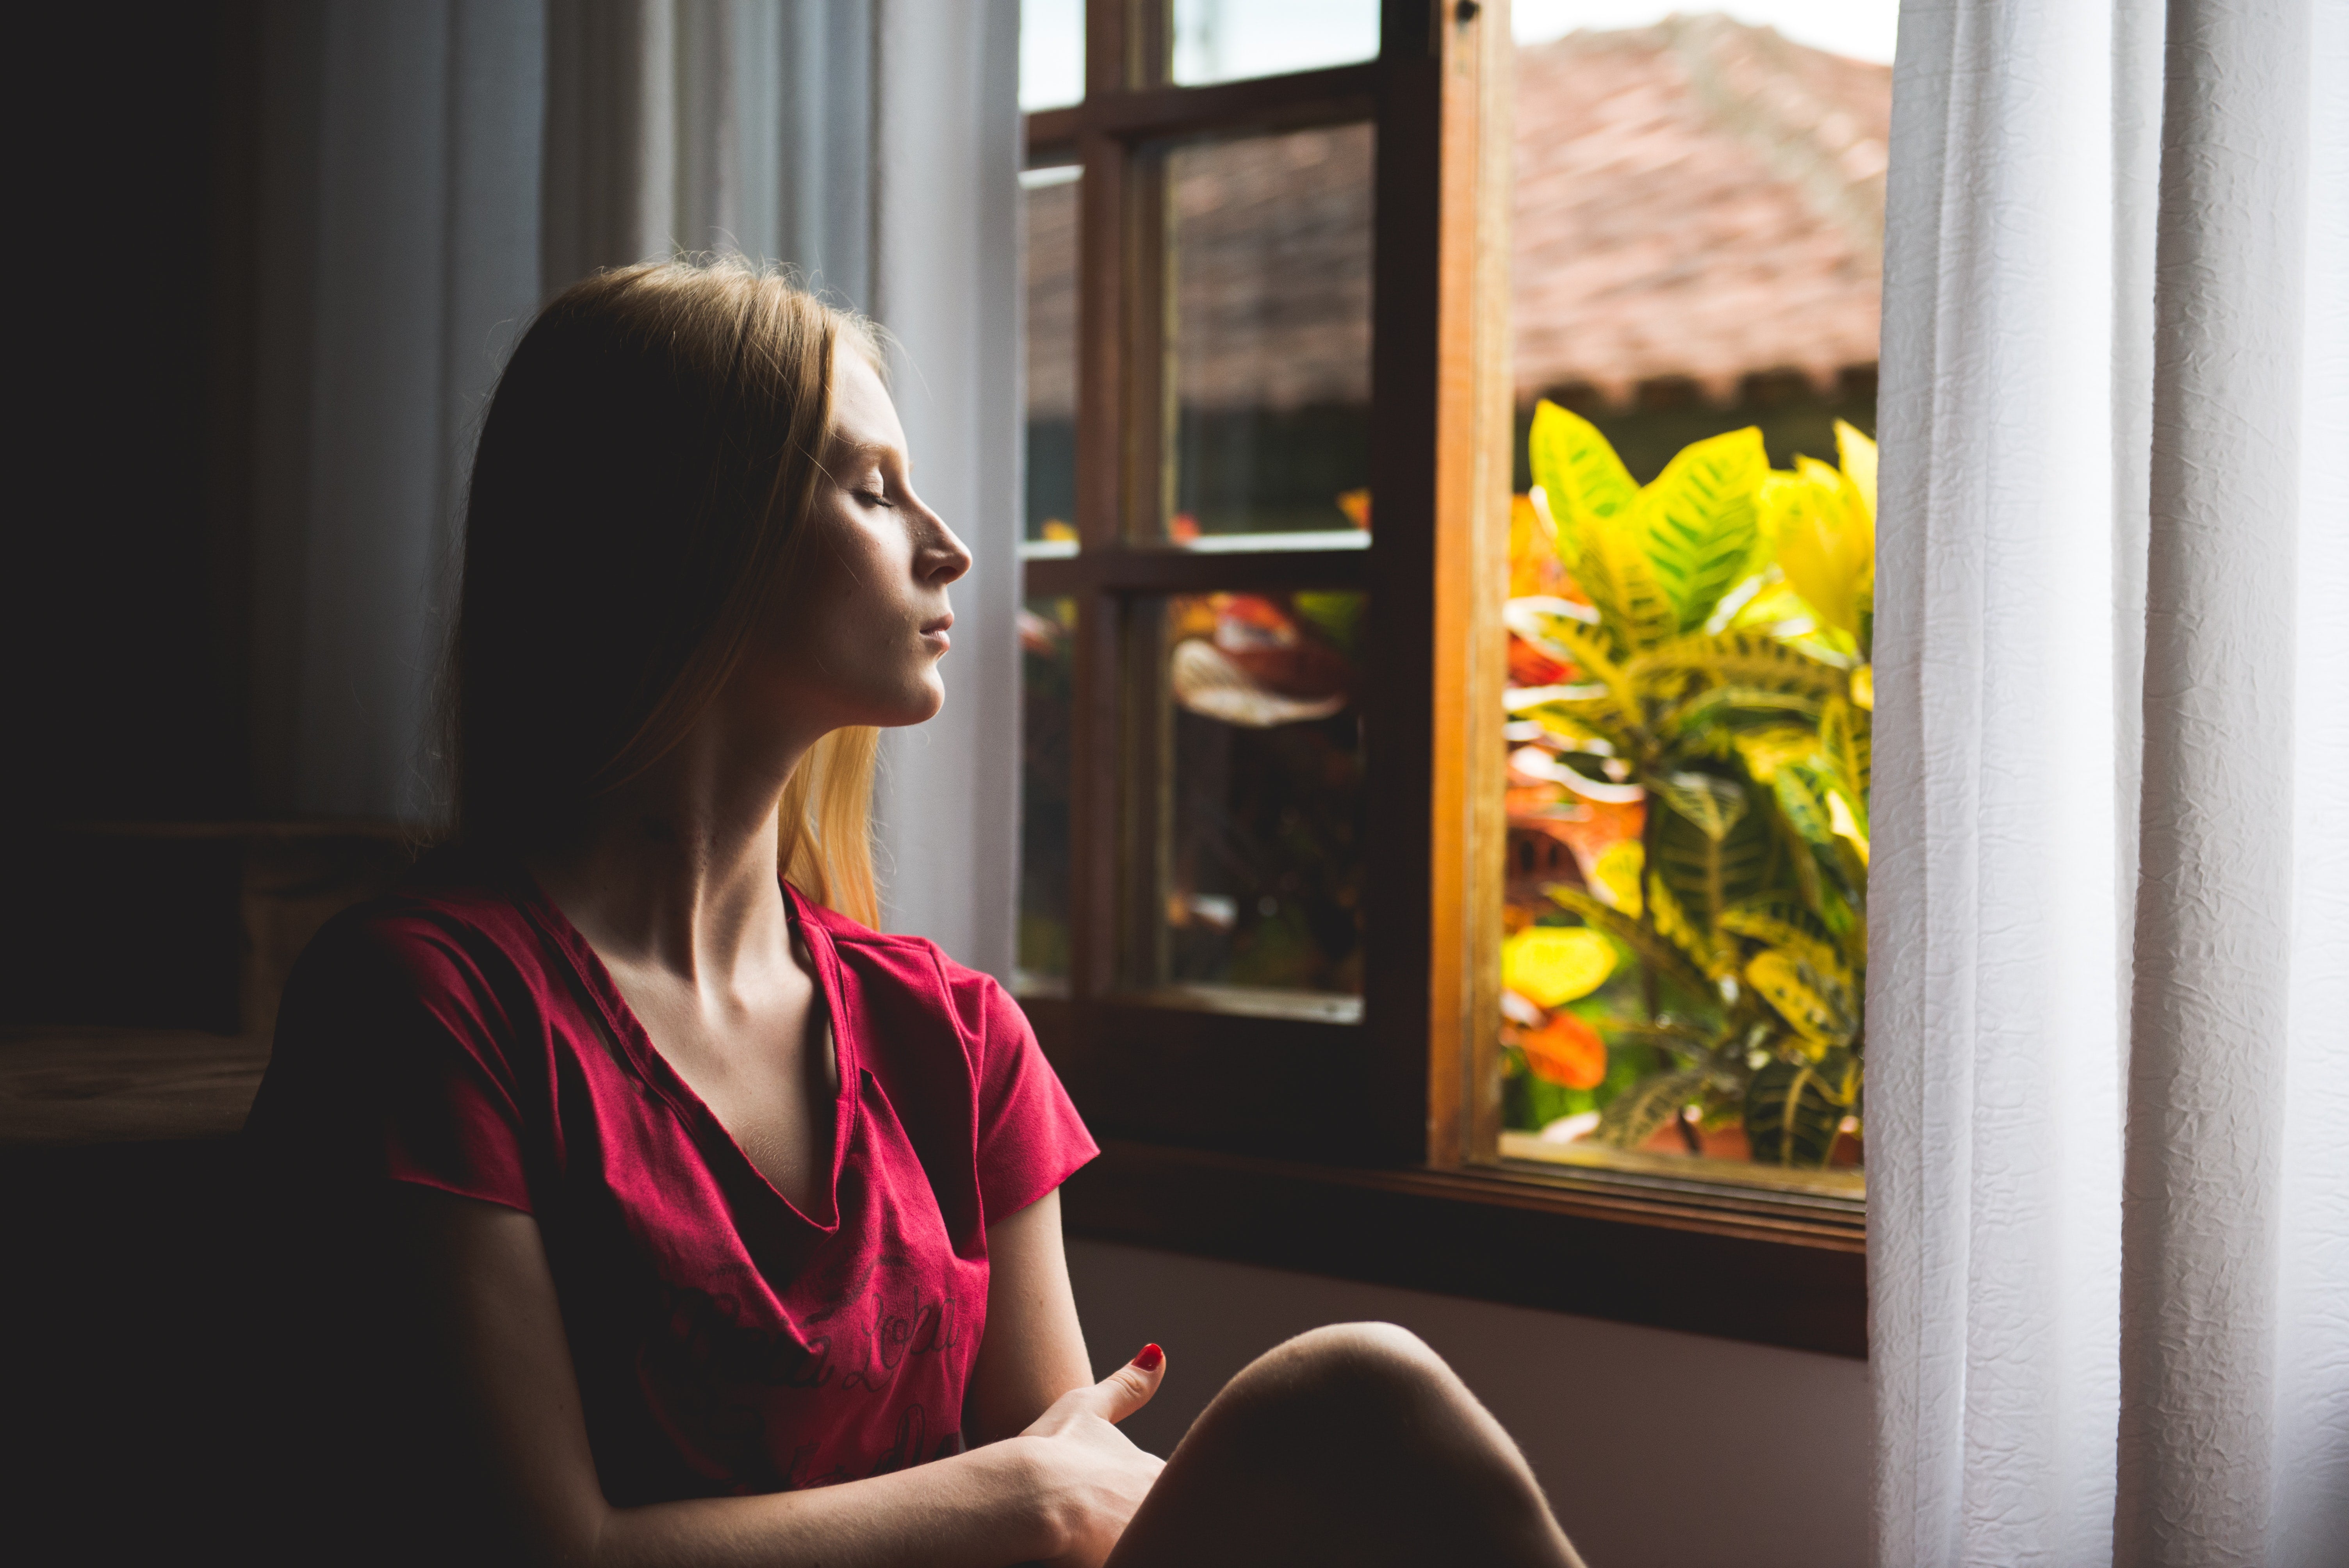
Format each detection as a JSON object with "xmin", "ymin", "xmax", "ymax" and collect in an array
[
  {"xmin": 962, "ymin": 1190, "xmax": 1098, "ymax": 1444},
  {"xmin": 392, "ymin": 1187, "xmax": 1162, "ymax": 1568}
]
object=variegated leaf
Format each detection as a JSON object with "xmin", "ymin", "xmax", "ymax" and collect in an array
[
  {"xmin": 1745, "ymin": 1048, "xmax": 1861, "ymax": 1167},
  {"xmin": 1632, "ymin": 426, "xmax": 1768, "ymax": 631}
]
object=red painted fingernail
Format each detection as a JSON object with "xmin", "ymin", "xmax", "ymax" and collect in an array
[{"xmin": 1133, "ymin": 1343, "xmax": 1164, "ymax": 1371}]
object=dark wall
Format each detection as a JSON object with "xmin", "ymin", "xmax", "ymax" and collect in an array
[
  {"xmin": 1513, "ymin": 367, "xmax": 1880, "ymax": 491},
  {"xmin": 12, "ymin": 3, "xmax": 256, "ymax": 825}
]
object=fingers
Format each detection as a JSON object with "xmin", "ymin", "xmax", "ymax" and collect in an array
[{"xmin": 1080, "ymin": 1343, "xmax": 1166, "ymax": 1425}]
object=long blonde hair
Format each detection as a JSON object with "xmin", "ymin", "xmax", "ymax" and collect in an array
[{"xmin": 451, "ymin": 258, "xmax": 883, "ymax": 926}]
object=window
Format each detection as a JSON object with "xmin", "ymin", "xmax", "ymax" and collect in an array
[{"xmin": 1018, "ymin": 0, "xmax": 1884, "ymax": 1357}]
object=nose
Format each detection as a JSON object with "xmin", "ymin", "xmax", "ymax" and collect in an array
[{"xmin": 921, "ymin": 509, "xmax": 974, "ymax": 586}]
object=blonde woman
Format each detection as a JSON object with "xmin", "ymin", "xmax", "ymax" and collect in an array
[{"xmin": 248, "ymin": 260, "xmax": 1584, "ymax": 1568}]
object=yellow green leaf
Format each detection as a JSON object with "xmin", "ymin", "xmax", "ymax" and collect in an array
[
  {"xmin": 1834, "ymin": 419, "xmax": 1877, "ymax": 522},
  {"xmin": 1819, "ymin": 694, "xmax": 1871, "ymax": 823},
  {"xmin": 1502, "ymin": 926, "xmax": 1618, "ymax": 1009},
  {"xmin": 1719, "ymin": 903, "xmax": 1850, "ymax": 986},
  {"xmin": 1647, "ymin": 846, "xmax": 1741, "ymax": 979},
  {"xmin": 1631, "ymin": 631, "xmax": 1848, "ymax": 702},
  {"xmin": 1527, "ymin": 401, "xmax": 1637, "ymax": 564},
  {"xmin": 1731, "ymin": 725, "xmax": 1822, "ymax": 784},
  {"xmin": 1592, "ymin": 839, "xmax": 1644, "ymax": 916},
  {"xmin": 1747, "ymin": 1049, "xmax": 1861, "ymax": 1166},
  {"xmin": 1772, "ymin": 764, "xmax": 1837, "ymax": 847},
  {"xmin": 1548, "ymin": 887, "xmax": 1715, "ymax": 999},
  {"xmin": 1828, "ymin": 789, "xmax": 1871, "ymax": 867},
  {"xmin": 1657, "ymin": 772, "xmax": 1749, "ymax": 843},
  {"xmin": 1575, "ymin": 520, "xmax": 1678, "ymax": 654},
  {"xmin": 1726, "ymin": 575, "xmax": 1816, "ymax": 633},
  {"xmin": 1764, "ymin": 458, "xmax": 1874, "ymax": 640},
  {"xmin": 1745, "ymin": 949, "xmax": 1858, "ymax": 1051},
  {"xmin": 1632, "ymin": 426, "xmax": 1768, "ymax": 631}
]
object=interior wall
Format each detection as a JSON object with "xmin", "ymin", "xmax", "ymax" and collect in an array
[
  {"xmin": 1065, "ymin": 1238, "xmax": 1871, "ymax": 1568},
  {"xmin": 10, "ymin": 2, "xmax": 255, "ymax": 825}
]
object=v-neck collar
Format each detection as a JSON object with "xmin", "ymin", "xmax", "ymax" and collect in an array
[{"xmin": 514, "ymin": 865, "xmax": 861, "ymax": 1234}]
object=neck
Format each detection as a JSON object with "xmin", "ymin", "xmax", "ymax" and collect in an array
[{"xmin": 527, "ymin": 715, "xmax": 818, "ymax": 984}]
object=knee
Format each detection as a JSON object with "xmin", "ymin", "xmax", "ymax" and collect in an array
[
  {"xmin": 1187, "ymin": 1323, "xmax": 1555, "ymax": 1531},
  {"xmin": 1280, "ymin": 1321, "xmax": 1446, "ymax": 1386},
  {"xmin": 1221, "ymin": 1321, "xmax": 1463, "ymax": 1435}
]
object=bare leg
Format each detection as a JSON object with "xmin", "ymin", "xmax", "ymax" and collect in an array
[{"xmin": 1103, "ymin": 1323, "xmax": 1590, "ymax": 1568}]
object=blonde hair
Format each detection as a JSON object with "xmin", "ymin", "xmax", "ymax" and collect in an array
[{"xmin": 451, "ymin": 258, "xmax": 884, "ymax": 926}]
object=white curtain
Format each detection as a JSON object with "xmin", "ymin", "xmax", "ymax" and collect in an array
[
  {"xmin": 1870, "ymin": 0, "xmax": 2349, "ymax": 1563},
  {"xmin": 249, "ymin": 0, "xmax": 547, "ymax": 823},
  {"xmin": 865, "ymin": 0, "xmax": 1024, "ymax": 981},
  {"xmin": 247, "ymin": 0, "xmax": 1024, "ymax": 979}
]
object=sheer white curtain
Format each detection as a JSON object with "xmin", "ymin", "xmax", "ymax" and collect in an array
[
  {"xmin": 249, "ymin": 0, "xmax": 547, "ymax": 823},
  {"xmin": 248, "ymin": 0, "xmax": 1025, "ymax": 978},
  {"xmin": 1870, "ymin": 0, "xmax": 2349, "ymax": 1563}
]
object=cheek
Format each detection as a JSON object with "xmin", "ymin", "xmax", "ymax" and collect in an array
[{"xmin": 783, "ymin": 520, "xmax": 928, "ymax": 688}]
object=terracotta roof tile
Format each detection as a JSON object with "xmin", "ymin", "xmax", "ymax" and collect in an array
[
  {"xmin": 1514, "ymin": 14, "xmax": 1888, "ymax": 405},
  {"xmin": 1023, "ymin": 14, "xmax": 1891, "ymax": 417}
]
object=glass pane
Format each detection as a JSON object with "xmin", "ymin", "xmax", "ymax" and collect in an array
[
  {"xmin": 1162, "ymin": 123, "xmax": 1373, "ymax": 543},
  {"xmin": 1495, "ymin": 6, "xmax": 1893, "ymax": 1192},
  {"xmin": 1019, "ymin": 0, "xmax": 1083, "ymax": 112},
  {"xmin": 1023, "ymin": 165, "xmax": 1080, "ymax": 545},
  {"xmin": 1171, "ymin": 0, "xmax": 1380, "ymax": 87},
  {"xmin": 1017, "ymin": 596, "xmax": 1077, "ymax": 991},
  {"xmin": 1149, "ymin": 591, "xmax": 1365, "ymax": 1018}
]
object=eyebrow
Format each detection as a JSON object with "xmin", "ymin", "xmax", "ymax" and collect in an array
[{"xmin": 831, "ymin": 437, "xmax": 902, "ymax": 466}]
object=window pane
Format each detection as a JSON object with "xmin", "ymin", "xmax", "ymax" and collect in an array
[
  {"xmin": 1160, "ymin": 123, "xmax": 1373, "ymax": 543},
  {"xmin": 1019, "ymin": 0, "xmax": 1083, "ymax": 112},
  {"xmin": 1171, "ymin": 0, "xmax": 1380, "ymax": 87},
  {"xmin": 1018, "ymin": 596, "xmax": 1078, "ymax": 991},
  {"xmin": 1148, "ymin": 591, "xmax": 1365, "ymax": 1017},
  {"xmin": 1496, "ymin": 9, "xmax": 1890, "ymax": 1191},
  {"xmin": 1023, "ymin": 165, "xmax": 1080, "ymax": 545}
]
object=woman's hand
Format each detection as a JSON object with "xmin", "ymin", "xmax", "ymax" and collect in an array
[{"xmin": 1014, "ymin": 1345, "xmax": 1169, "ymax": 1568}]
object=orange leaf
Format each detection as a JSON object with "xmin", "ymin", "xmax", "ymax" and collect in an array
[
  {"xmin": 1520, "ymin": 1011, "xmax": 1608, "ymax": 1089},
  {"xmin": 1508, "ymin": 633, "xmax": 1573, "ymax": 686},
  {"xmin": 1510, "ymin": 494, "xmax": 1566, "ymax": 598}
]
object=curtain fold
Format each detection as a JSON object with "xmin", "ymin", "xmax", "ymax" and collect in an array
[
  {"xmin": 540, "ymin": 0, "xmax": 873, "ymax": 304},
  {"xmin": 250, "ymin": 0, "xmax": 545, "ymax": 821},
  {"xmin": 1872, "ymin": 1, "xmax": 2349, "ymax": 1563},
  {"xmin": 867, "ymin": 0, "xmax": 1025, "ymax": 978}
]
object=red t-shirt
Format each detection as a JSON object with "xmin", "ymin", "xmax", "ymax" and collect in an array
[{"xmin": 246, "ymin": 851, "xmax": 1096, "ymax": 1506}]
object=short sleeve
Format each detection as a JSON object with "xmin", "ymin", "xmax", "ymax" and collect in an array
[
  {"xmin": 254, "ymin": 911, "xmax": 538, "ymax": 1215},
  {"xmin": 967, "ymin": 976, "xmax": 1099, "ymax": 1225}
]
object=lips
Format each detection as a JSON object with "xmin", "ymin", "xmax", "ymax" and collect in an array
[{"xmin": 921, "ymin": 612, "xmax": 954, "ymax": 652}]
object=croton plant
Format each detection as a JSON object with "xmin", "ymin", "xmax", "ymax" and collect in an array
[{"xmin": 1501, "ymin": 403, "xmax": 1876, "ymax": 1169}]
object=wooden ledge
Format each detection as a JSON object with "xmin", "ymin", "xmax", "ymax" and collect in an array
[
  {"xmin": 0, "ymin": 1026, "xmax": 268, "ymax": 1149},
  {"xmin": 1061, "ymin": 1139, "xmax": 1868, "ymax": 1359}
]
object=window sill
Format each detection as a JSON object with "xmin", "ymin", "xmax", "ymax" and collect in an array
[{"xmin": 1059, "ymin": 1138, "xmax": 1867, "ymax": 1359}]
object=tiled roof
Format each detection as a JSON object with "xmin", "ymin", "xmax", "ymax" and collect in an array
[
  {"xmin": 1022, "ymin": 14, "xmax": 1891, "ymax": 417},
  {"xmin": 1514, "ymin": 14, "xmax": 1889, "ymax": 406}
]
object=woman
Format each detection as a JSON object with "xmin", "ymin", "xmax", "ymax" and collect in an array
[{"xmin": 248, "ymin": 259, "xmax": 1586, "ymax": 1568}]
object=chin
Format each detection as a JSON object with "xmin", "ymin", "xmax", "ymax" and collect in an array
[{"xmin": 871, "ymin": 676, "xmax": 946, "ymax": 729}]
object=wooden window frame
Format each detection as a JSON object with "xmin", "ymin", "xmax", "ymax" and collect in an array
[{"xmin": 1021, "ymin": 0, "xmax": 1864, "ymax": 1360}]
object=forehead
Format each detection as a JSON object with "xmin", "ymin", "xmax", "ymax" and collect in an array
[{"xmin": 829, "ymin": 349, "xmax": 904, "ymax": 456}]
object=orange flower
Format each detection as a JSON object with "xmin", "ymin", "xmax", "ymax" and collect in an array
[{"xmin": 1519, "ymin": 1010, "xmax": 1608, "ymax": 1089}]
